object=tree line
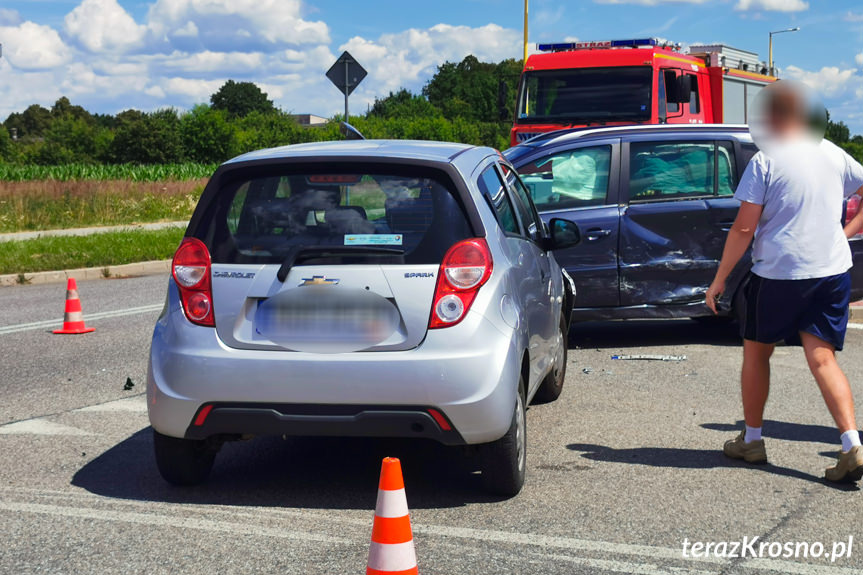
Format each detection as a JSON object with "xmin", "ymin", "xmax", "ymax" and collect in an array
[
  {"xmin": 0, "ymin": 57, "xmax": 521, "ymax": 166},
  {"xmin": 0, "ymin": 55, "xmax": 860, "ymax": 165}
]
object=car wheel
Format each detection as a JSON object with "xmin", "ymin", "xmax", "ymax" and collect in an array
[
  {"xmin": 153, "ymin": 429, "xmax": 219, "ymax": 486},
  {"xmin": 533, "ymin": 317, "xmax": 568, "ymax": 404},
  {"xmin": 480, "ymin": 377, "xmax": 527, "ymax": 497}
]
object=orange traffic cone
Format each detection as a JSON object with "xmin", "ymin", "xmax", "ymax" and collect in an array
[
  {"xmin": 54, "ymin": 278, "xmax": 95, "ymax": 335},
  {"xmin": 367, "ymin": 457, "xmax": 418, "ymax": 575}
]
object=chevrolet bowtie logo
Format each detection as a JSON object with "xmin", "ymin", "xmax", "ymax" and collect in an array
[{"xmin": 299, "ymin": 275, "xmax": 340, "ymax": 286}]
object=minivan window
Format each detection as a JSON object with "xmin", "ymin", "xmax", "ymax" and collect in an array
[
  {"xmin": 717, "ymin": 141, "xmax": 737, "ymax": 196},
  {"xmin": 200, "ymin": 167, "xmax": 472, "ymax": 265},
  {"xmin": 630, "ymin": 141, "xmax": 714, "ymax": 201},
  {"xmin": 517, "ymin": 145, "xmax": 612, "ymax": 211},
  {"xmin": 477, "ymin": 165, "xmax": 519, "ymax": 234},
  {"xmin": 502, "ymin": 165, "xmax": 544, "ymax": 242}
]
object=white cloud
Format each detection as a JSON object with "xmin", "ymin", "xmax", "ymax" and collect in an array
[
  {"xmin": 734, "ymin": 0, "xmax": 808, "ymax": 12},
  {"xmin": 844, "ymin": 12, "xmax": 863, "ymax": 22},
  {"xmin": 64, "ymin": 0, "xmax": 146, "ymax": 53},
  {"xmin": 146, "ymin": 0, "xmax": 329, "ymax": 52},
  {"xmin": 784, "ymin": 65, "xmax": 857, "ymax": 98},
  {"xmin": 161, "ymin": 51, "xmax": 265, "ymax": 74},
  {"xmin": 0, "ymin": 21, "xmax": 71, "ymax": 70},
  {"xmin": 857, "ymin": 53, "xmax": 863, "ymax": 67}
]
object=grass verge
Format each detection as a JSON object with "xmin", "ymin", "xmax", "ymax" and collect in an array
[
  {"xmin": 0, "ymin": 179, "xmax": 205, "ymax": 233},
  {"xmin": 0, "ymin": 227, "xmax": 184, "ymax": 275}
]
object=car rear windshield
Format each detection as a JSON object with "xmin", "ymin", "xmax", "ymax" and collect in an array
[{"xmin": 192, "ymin": 164, "xmax": 473, "ymax": 265}]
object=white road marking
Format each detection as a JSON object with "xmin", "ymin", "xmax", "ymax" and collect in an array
[
  {"xmin": 0, "ymin": 419, "xmax": 92, "ymax": 436},
  {"xmin": 75, "ymin": 395, "xmax": 148, "ymax": 413},
  {"xmin": 0, "ymin": 491, "xmax": 858, "ymax": 575},
  {"xmin": 0, "ymin": 303, "xmax": 163, "ymax": 336},
  {"xmin": 846, "ymin": 323, "xmax": 863, "ymax": 330},
  {"xmin": 527, "ymin": 550, "xmax": 719, "ymax": 575},
  {"xmin": 0, "ymin": 501, "xmax": 350, "ymax": 544}
]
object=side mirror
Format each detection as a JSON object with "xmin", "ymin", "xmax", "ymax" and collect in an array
[
  {"xmin": 547, "ymin": 218, "xmax": 581, "ymax": 250},
  {"xmin": 675, "ymin": 75, "xmax": 693, "ymax": 103}
]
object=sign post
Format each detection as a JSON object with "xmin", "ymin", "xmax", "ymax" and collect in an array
[{"xmin": 326, "ymin": 51, "xmax": 367, "ymax": 122}]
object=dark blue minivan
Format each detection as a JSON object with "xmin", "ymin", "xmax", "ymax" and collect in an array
[{"xmin": 505, "ymin": 124, "xmax": 863, "ymax": 322}]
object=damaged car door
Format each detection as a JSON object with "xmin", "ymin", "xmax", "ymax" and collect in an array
[{"xmin": 619, "ymin": 139, "xmax": 739, "ymax": 306}]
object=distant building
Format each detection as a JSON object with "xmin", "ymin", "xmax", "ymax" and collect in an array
[{"xmin": 291, "ymin": 114, "xmax": 328, "ymax": 127}]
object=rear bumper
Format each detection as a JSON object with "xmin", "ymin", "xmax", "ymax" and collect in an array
[
  {"xmin": 185, "ymin": 403, "xmax": 465, "ymax": 445},
  {"xmin": 148, "ymin": 293, "xmax": 521, "ymax": 445}
]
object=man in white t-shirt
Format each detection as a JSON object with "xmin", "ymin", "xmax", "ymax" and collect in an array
[{"xmin": 705, "ymin": 81, "xmax": 863, "ymax": 482}]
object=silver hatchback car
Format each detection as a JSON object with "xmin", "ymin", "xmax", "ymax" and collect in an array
[{"xmin": 148, "ymin": 139, "xmax": 579, "ymax": 495}]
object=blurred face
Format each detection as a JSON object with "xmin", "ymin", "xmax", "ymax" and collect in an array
[
  {"xmin": 750, "ymin": 80, "xmax": 826, "ymax": 153},
  {"xmin": 766, "ymin": 87, "xmax": 807, "ymax": 138}
]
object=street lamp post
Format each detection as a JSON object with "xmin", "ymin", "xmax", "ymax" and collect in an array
[{"xmin": 768, "ymin": 27, "xmax": 799, "ymax": 77}]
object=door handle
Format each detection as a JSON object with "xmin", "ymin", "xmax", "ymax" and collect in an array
[{"xmin": 585, "ymin": 228, "xmax": 612, "ymax": 241}]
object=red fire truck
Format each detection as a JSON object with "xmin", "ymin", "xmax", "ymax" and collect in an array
[{"xmin": 511, "ymin": 38, "xmax": 776, "ymax": 146}]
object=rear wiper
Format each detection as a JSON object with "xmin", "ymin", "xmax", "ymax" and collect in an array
[{"xmin": 276, "ymin": 245, "xmax": 405, "ymax": 282}]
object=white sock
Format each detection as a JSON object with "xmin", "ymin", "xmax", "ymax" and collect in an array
[
  {"xmin": 744, "ymin": 425, "xmax": 762, "ymax": 443},
  {"xmin": 840, "ymin": 430, "xmax": 861, "ymax": 452}
]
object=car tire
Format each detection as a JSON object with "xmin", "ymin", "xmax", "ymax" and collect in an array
[
  {"xmin": 533, "ymin": 317, "xmax": 568, "ymax": 404},
  {"xmin": 153, "ymin": 429, "xmax": 218, "ymax": 486},
  {"xmin": 480, "ymin": 377, "xmax": 527, "ymax": 497}
]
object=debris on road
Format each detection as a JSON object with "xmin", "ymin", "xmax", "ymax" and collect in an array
[
  {"xmin": 582, "ymin": 367, "xmax": 593, "ymax": 374},
  {"xmin": 123, "ymin": 377, "xmax": 135, "ymax": 391},
  {"xmin": 611, "ymin": 354, "xmax": 687, "ymax": 362}
]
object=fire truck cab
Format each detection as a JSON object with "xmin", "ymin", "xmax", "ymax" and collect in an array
[{"xmin": 512, "ymin": 38, "xmax": 775, "ymax": 146}]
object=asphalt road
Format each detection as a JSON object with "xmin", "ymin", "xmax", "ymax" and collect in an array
[{"xmin": 2, "ymin": 274, "xmax": 863, "ymax": 574}]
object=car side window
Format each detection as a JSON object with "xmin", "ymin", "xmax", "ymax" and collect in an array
[
  {"xmin": 502, "ymin": 165, "xmax": 544, "ymax": 242},
  {"xmin": 629, "ymin": 141, "xmax": 715, "ymax": 201},
  {"xmin": 516, "ymin": 145, "xmax": 612, "ymax": 212},
  {"xmin": 717, "ymin": 141, "xmax": 738, "ymax": 196},
  {"xmin": 477, "ymin": 164, "xmax": 519, "ymax": 234}
]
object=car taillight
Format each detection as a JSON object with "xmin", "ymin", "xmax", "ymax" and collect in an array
[
  {"xmin": 429, "ymin": 239, "xmax": 493, "ymax": 329},
  {"xmin": 172, "ymin": 238, "xmax": 215, "ymax": 327},
  {"xmin": 846, "ymin": 195, "xmax": 862, "ymax": 237}
]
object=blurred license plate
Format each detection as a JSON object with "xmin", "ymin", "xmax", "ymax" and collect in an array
[{"xmin": 255, "ymin": 286, "xmax": 399, "ymax": 353}]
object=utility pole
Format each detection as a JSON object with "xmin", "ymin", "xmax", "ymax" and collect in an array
[{"xmin": 523, "ymin": 0, "xmax": 529, "ymax": 63}]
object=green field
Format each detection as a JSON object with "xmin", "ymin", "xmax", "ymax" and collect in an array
[
  {"xmin": 1, "ymin": 227, "xmax": 185, "ymax": 275},
  {"xmin": 0, "ymin": 163, "xmax": 217, "ymax": 182}
]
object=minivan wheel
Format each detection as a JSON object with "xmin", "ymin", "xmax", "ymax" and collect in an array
[
  {"xmin": 153, "ymin": 429, "xmax": 219, "ymax": 486},
  {"xmin": 480, "ymin": 378, "xmax": 527, "ymax": 497},
  {"xmin": 533, "ymin": 318, "xmax": 568, "ymax": 404}
]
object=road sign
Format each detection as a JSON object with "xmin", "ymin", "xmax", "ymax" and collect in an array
[{"xmin": 326, "ymin": 51, "xmax": 367, "ymax": 120}]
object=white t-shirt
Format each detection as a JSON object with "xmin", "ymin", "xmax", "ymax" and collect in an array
[{"xmin": 734, "ymin": 138, "xmax": 863, "ymax": 280}]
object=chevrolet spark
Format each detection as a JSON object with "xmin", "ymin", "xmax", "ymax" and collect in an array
[{"xmin": 148, "ymin": 139, "xmax": 579, "ymax": 496}]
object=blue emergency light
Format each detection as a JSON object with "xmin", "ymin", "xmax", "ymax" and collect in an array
[{"xmin": 537, "ymin": 38, "xmax": 658, "ymax": 52}]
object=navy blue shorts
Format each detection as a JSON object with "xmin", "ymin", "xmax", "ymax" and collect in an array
[{"xmin": 742, "ymin": 272, "xmax": 851, "ymax": 351}]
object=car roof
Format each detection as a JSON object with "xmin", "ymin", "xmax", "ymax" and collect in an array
[
  {"xmin": 225, "ymin": 139, "xmax": 496, "ymax": 168},
  {"xmin": 505, "ymin": 124, "xmax": 754, "ymax": 157}
]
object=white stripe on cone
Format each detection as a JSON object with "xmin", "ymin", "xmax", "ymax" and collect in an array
[
  {"xmin": 375, "ymin": 488, "xmax": 410, "ymax": 518},
  {"xmin": 367, "ymin": 541, "xmax": 417, "ymax": 572}
]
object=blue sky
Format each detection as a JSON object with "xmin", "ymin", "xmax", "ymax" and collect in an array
[{"xmin": 1, "ymin": 0, "xmax": 862, "ymax": 132}]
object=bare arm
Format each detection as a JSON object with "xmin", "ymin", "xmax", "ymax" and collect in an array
[
  {"xmin": 844, "ymin": 187, "xmax": 863, "ymax": 239},
  {"xmin": 705, "ymin": 201, "xmax": 763, "ymax": 314}
]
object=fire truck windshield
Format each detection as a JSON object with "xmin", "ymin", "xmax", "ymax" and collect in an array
[{"xmin": 517, "ymin": 66, "xmax": 653, "ymax": 124}]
